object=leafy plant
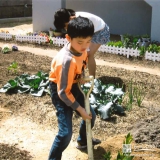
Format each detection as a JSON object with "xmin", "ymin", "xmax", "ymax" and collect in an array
[
  {"xmin": 103, "ymin": 133, "xmax": 134, "ymax": 160},
  {"xmin": 107, "ymin": 41, "xmax": 116, "ymax": 47},
  {"xmin": 1, "ymin": 44, "xmax": 11, "ymax": 54},
  {"xmin": 0, "ymin": 71, "xmax": 49, "ymax": 96},
  {"xmin": 103, "ymin": 151, "xmax": 112, "ymax": 160},
  {"xmin": 123, "ymin": 34, "xmax": 133, "ymax": 41},
  {"xmin": 82, "ymin": 79, "xmax": 125, "ymax": 119},
  {"xmin": 8, "ymin": 62, "xmax": 19, "ymax": 74},
  {"xmin": 116, "ymin": 133, "xmax": 134, "ymax": 160},
  {"xmin": 125, "ymin": 80, "xmax": 134, "ymax": 111},
  {"xmin": 141, "ymin": 34, "xmax": 150, "ymax": 38},
  {"xmin": 123, "ymin": 133, "xmax": 133, "ymax": 144},
  {"xmin": 147, "ymin": 44, "xmax": 160, "ymax": 53},
  {"xmin": 114, "ymin": 41, "xmax": 124, "ymax": 48},
  {"xmin": 123, "ymin": 38, "xmax": 130, "ymax": 48},
  {"xmin": 134, "ymin": 83, "xmax": 145, "ymax": 107},
  {"xmin": 138, "ymin": 46, "xmax": 146, "ymax": 56}
]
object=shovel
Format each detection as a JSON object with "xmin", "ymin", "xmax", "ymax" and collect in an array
[{"xmin": 78, "ymin": 76, "xmax": 94, "ymax": 160}]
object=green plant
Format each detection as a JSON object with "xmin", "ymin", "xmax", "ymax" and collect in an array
[
  {"xmin": 138, "ymin": 46, "xmax": 146, "ymax": 56},
  {"xmin": 82, "ymin": 79, "xmax": 125, "ymax": 119},
  {"xmin": 107, "ymin": 41, "xmax": 116, "ymax": 47},
  {"xmin": 114, "ymin": 41, "xmax": 124, "ymax": 48},
  {"xmin": 123, "ymin": 37, "xmax": 130, "ymax": 48},
  {"xmin": 0, "ymin": 71, "xmax": 49, "ymax": 96},
  {"xmin": 103, "ymin": 133, "xmax": 134, "ymax": 160},
  {"xmin": 123, "ymin": 133, "xmax": 133, "ymax": 144},
  {"xmin": 123, "ymin": 34, "xmax": 133, "ymax": 41},
  {"xmin": 8, "ymin": 62, "xmax": 19, "ymax": 74},
  {"xmin": 116, "ymin": 133, "xmax": 134, "ymax": 160},
  {"xmin": 125, "ymin": 80, "xmax": 134, "ymax": 111},
  {"xmin": 1, "ymin": 44, "xmax": 11, "ymax": 54},
  {"xmin": 103, "ymin": 151, "xmax": 112, "ymax": 160},
  {"xmin": 147, "ymin": 44, "xmax": 160, "ymax": 53},
  {"xmin": 132, "ymin": 37, "xmax": 140, "ymax": 49},
  {"xmin": 141, "ymin": 34, "xmax": 150, "ymax": 38},
  {"xmin": 134, "ymin": 83, "xmax": 146, "ymax": 107},
  {"xmin": 107, "ymin": 41, "xmax": 124, "ymax": 48}
]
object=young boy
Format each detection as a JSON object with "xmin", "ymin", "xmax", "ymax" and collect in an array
[
  {"xmin": 54, "ymin": 8, "xmax": 110, "ymax": 77},
  {"xmin": 48, "ymin": 17, "xmax": 101, "ymax": 160}
]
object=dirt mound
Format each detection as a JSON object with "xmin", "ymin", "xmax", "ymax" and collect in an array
[
  {"xmin": 132, "ymin": 113, "xmax": 160, "ymax": 148},
  {"xmin": 0, "ymin": 143, "xmax": 33, "ymax": 160}
]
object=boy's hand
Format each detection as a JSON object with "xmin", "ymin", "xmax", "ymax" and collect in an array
[{"xmin": 76, "ymin": 106, "xmax": 92, "ymax": 120}]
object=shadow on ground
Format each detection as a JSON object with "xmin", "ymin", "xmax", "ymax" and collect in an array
[{"xmin": 0, "ymin": 143, "xmax": 33, "ymax": 160}]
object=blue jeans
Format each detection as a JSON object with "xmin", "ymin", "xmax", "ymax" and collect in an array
[{"xmin": 48, "ymin": 82, "xmax": 96, "ymax": 160}]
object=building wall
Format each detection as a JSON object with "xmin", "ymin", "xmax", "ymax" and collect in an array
[
  {"xmin": 66, "ymin": 0, "xmax": 152, "ymax": 36},
  {"xmin": 145, "ymin": 0, "xmax": 160, "ymax": 42},
  {"xmin": 32, "ymin": 0, "xmax": 160, "ymax": 41},
  {"xmin": 32, "ymin": 0, "xmax": 65, "ymax": 32},
  {"xmin": 0, "ymin": 0, "xmax": 32, "ymax": 18}
]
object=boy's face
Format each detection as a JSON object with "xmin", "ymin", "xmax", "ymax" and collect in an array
[{"xmin": 66, "ymin": 34, "xmax": 92, "ymax": 53}]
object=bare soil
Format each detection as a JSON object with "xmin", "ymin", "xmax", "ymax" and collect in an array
[{"xmin": 0, "ymin": 21, "xmax": 160, "ymax": 160}]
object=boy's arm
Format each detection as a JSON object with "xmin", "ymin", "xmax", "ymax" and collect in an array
[
  {"xmin": 55, "ymin": 58, "xmax": 80, "ymax": 110},
  {"xmin": 76, "ymin": 106, "xmax": 92, "ymax": 120}
]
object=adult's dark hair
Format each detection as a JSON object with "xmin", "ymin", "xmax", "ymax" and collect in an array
[
  {"xmin": 54, "ymin": 8, "xmax": 75, "ymax": 30},
  {"xmin": 67, "ymin": 16, "xmax": 94, "ymax": 39}
]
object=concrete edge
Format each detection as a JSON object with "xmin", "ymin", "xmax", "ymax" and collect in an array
[{"xmin": 0, "ymin": 17, "xmax": 32, "ymax": 23}]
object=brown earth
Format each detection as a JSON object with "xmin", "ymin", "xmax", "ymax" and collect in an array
[{"xmin": 0, "ymin": 21, "xmax": 160, "ymax": 160}]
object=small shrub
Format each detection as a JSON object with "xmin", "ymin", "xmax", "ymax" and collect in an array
[{"xmin": 8, "ymin": 62, "xmax": 19, "ymax": 74}]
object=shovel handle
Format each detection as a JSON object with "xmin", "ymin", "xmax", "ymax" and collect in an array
[
  {"xmin": 78, "ymin": 76, "xmax": 94, "ymax": 103},
  {"xmin": 78, "ymin": 76, "xmax": 94, "ymax": 160}
]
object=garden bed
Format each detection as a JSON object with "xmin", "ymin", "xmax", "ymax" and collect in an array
[{"xmin": 0, "ymin": 49, "xmax": 160, "ymax": 160}]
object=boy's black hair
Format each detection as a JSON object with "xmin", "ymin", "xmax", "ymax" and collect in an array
[
  {"xmin": 67, "ymin": 16, "xmax": 94, "ymax": 39},
  {"xmin": 54, "ymin": 8, "xmax": 75, "ymax": 30}
]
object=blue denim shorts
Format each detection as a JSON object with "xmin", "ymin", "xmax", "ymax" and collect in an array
[{"xmin": 91, "ymin": 24, "xmax": 110, "ymax": 45}]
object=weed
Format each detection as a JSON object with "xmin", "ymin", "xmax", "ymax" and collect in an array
[
  {"xmin": 134, "ymin": 83, "xmax": 146, "ymax": 107},
  {"xmin": 7, "ymin": 62, "xmax": 19, "ymax": 74},
  {"xmin": 126, "ymin": 80, "xmax": 134, "ymax": 111},
  {"xmin": 103, "ymin": 151, "xmax": 112, "ymax": 160}
]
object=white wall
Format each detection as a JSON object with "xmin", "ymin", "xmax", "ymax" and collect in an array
[
  {"xmin": 66, "ymin": 0, "xmax": 152, "ymax": 36},
  {"xmin": 145, "ymin": 0, "xmax": 160, "ymax": 42},
  {"xmin": 32, "ymin": 0, "xmax": 160, "ymax": 42},
  {"xmin": 32, "ymin": 0, "xmax": 65, "ymax": 32}
]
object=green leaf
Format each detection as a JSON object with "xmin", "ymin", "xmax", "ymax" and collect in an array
[
  {"xmin": 112, "ymin": 104, "xmax": 125, "ymax": 115},
  {"xmin": 0, "ymin": 79, "xmax": 17, "ymax": 92},
  {"xmin": 30, "ymin": 87, "xmax": 45, "ymax": 96},
  {"xmin": 39, "ymin": 80, "xmax": 49, "ymax": 88},
  {"xmin": 17, "ymin": 84, "xmax": 30, "ymax": 93},
  {"xmin": 36, "ymin": 71, "xmax": 49, "ymax": 80},
  {"xmin": 97, "ymin": 102, "xmax": 113, "ymax": 119},
  {"xmin": 124, "ymin": 133, "xmax": 133, "ymax": 144}
]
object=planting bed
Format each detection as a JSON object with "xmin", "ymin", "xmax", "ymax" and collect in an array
[{"xmin": 0, "ymin": 21, "xmax": 160, "ymax": 160}]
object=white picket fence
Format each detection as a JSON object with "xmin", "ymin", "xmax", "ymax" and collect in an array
[
  {"xmin": 0, "ymin": 32, "xmax": 12, "ymax": 40},
  {"xmin": 145, "ymin": 51, "xmax": 160, "ymax": 61},
  {"xmin": 52, "ymin": 37, "xmax": 67, "ymax": 46},
  {"xmin": 15, "ymin": 35, "xmax": 47, "ymax": 44},
  {"xmin": 1, "ymin": 32, "xmax": 160, "ymax": 62},
  {"xmin": 98, "ymin": 45, "xmax": 140, "ymax": 58}
]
